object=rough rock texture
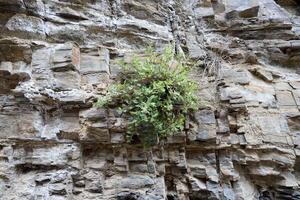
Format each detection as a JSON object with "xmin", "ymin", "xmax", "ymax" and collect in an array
[{"xmin": 1, "ymin": 0, "xmax": 300, "ymax": 199}]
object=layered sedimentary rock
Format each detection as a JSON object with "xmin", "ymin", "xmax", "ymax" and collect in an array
[{"xmin": 1, "ymin": 0, "xmax": 300, "ymax": 199}]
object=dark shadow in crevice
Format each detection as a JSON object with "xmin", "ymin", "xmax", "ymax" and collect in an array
[
  {"xmin": 15, "ymin": 163, "xmax": 61, "ymax": 174},
  {"xmin": 117, "ymin": 192, "xmax": 140, "ymax": 200},
  {"xmin": 275, "ymin": 0, "xmax": 300, "ymax": 16}
]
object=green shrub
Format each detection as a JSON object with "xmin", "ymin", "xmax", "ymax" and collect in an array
[{"xmin": 95, "ymin": 46, "xmax": 199, "ymax": 147}]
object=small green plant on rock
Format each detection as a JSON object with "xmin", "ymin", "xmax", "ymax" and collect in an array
[{"xmin": 95, "ymin": 46, "xmax": 199, "ymax": 147}]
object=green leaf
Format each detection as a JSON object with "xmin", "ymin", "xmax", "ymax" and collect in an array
[{"xmin": 95, "ymin": 45, "xmax": 200, "ymax": 147}]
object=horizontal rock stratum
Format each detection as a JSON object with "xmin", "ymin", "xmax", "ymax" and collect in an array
[{"xmin": 1, "ymin": 0, "xmax": 300, "ymax": 199}]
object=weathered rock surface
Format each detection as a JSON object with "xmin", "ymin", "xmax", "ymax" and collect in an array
[{"xmin": 1, "ymin": 0, "xmax": 300, "ymax": 199}]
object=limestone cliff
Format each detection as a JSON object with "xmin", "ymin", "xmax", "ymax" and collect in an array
[{"xmin": 1, "ymin": 0, "xmax": 300, "ymax": 199}]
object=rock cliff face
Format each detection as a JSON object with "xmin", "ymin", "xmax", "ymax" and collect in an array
[{"xmin": 1, "ymin": 0, "xmax": 300, "ymax": 199}]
